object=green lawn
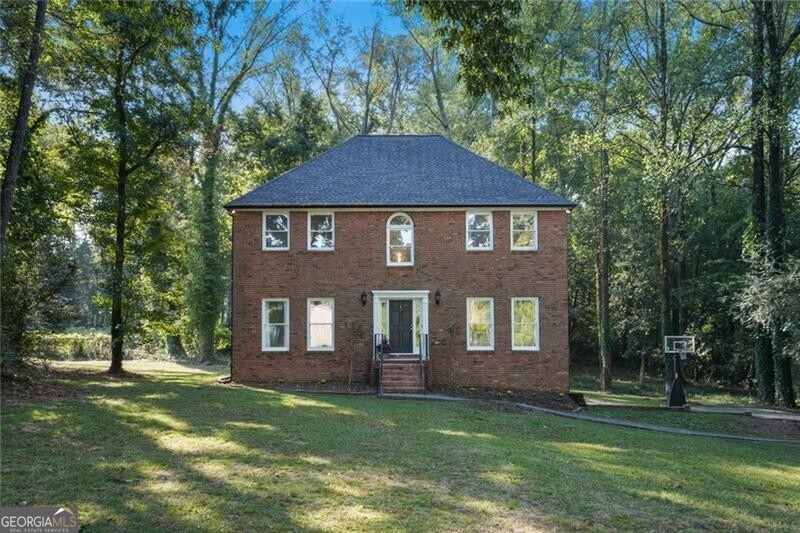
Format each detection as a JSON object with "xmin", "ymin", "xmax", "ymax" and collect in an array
[
  {"xmin": 586, "ymin": 407, "xmax": 799, "ymax": 439},
  {"xmin": 1, "ymin": 362, "xmax": 798, "ymax": 531},
  {"xmin": 570, "ymin": 367, "xmax": 760, "ymax": 407}
]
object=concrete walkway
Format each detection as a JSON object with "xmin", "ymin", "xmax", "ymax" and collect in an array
[
  {"xmin": 380, "ymin": 392, "xmax": 800, "ymax": 445},
  {"xmin": 586, "ymin": 399, "xmax": 800, "ymax": 423},
  {"xmin": 515, "ymin": 403, "xmax": 800, "ymax": 445},
  {"xmin": 689, "ymin": 405, "xmax": 800, "ymax": 422}
]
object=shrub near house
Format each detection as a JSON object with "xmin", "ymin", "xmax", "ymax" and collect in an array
[{"xmin": 226, "ymin": 135, "xmax": 575, "ymax": 392}]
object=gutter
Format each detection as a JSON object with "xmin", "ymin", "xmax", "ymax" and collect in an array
[{"xmin": 223, "ymin": 202, "xmax": 578, "ymax": 211}]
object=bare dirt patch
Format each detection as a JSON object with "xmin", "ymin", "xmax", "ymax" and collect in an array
[
  {"xmin": 735, "ymin": 415, "xmax": 800, "ymax": 440},
  {"xmin": 1, "ymin": 365, "xmax": 145, "ymax": 405},
  {"xmin": 429, "ymin": 386, "xmax": 579, "ymax": 411},
  {"xmin": 241, "ymin": 380, "xmax": 376, "ymax": 394}
]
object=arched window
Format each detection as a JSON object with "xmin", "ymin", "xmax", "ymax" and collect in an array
[{"xmin": 386, "ymin": 212, "xmax": 414, "ymax": 266}]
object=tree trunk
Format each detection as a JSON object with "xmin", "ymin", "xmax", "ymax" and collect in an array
[
  {"xmin": 597, "ymin": 146, "xmax": 611, "ymax": 392},
  {"xmin": 750, "ymin": 0, "xmax": 775, "ymax": 404},
  {"xmin": 166, "ymin": 335, "xmax": 187, "ymax": 359},
  {"xmin": 597, "ymin": 35, "xmax": 612, "ymax": 393},
  {"xmin": 192, "ymin": 129, "xmax": 224, "ymax": 362},
  {"xmin": 430, "ymin": 48, "xmax": 450, "ymax": 137},
  {"xmin": 109, "ymin": 168, "xmax": 126, "ymax": 374},
  {"xmin": 386, "ymin": 50, "xmax": 401, "ymax": 133},
  {"xmin": 659, "ymin": 191, "xmax": 673, "ymax": 391},
  {"xmin": 0, "ymin": 0, "xmax": 47, "ymax": 257},
  {"xmin": 109, "ymin": 47, "xmax": 130, "ymax": 375},
  {"xmin": 639, "ymin": 350, "xmax": 646, "ymax": 385},
  {"xmin": 764, "ymin": 0, "xmax": 795, "ymax": 407},
  {"xmin": 360, "ymin": 25, "xmax": 379, "ymax": 135},
  {"xmin": 655, "ymin": 0, "xmax": 674, "ymax": 393}
]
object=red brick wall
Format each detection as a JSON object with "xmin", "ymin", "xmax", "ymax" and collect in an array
[{"xmin": 231, "ymin": 209, "xmax": 570, "ymax": 391}]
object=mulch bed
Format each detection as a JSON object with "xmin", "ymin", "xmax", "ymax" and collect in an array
[
  {"xmin": 1, "ymin": 365, "xmax": 145, "ymax": 405},
  {"xmin": 429, "ymin": 386, "xmax": 580, "ymax": 411},
  {"xmin": 236, "ymin": 381, "xmax": 580, "ymax": 410},
  {"xmin": 740, "ymin": 416, "xmax": 800, "ymax": 440},
  {"xmin": 241, "ymin": 380, "xmax": 376, "ymax": 394}
]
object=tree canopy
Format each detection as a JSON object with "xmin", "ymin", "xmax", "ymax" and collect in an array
[{"xmin": 1, "ymin": 0, "xmax": 798, "ymax": 406}]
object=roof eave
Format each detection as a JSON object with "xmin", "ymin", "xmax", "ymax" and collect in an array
[{"xmin": 224, "ymin": 202, "xmax": 577, "ymax": 211}]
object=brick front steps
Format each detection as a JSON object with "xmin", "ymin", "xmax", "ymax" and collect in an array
[{"xmin": 380, "ymin": 358, "xmax": 425, "ymax": 393}]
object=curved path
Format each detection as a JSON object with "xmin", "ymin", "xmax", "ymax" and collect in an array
[
  {"xmin": 379, "ymin": 393, "xmax": 800, "ymax": 445},
  {"xmin": 514, "ymin": 403, "xmax": 800, "ymax": 445}
]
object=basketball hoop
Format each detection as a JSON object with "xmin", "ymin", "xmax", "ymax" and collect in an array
[
  {"xmin": 664, "ymin": 335, "xmax": 695, "ymax": 408},
  {"xmin": 664, "ymin": 335, "xmax": 695, "ymax": 355}
]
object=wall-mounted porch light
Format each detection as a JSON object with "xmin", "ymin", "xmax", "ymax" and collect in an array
[
  {"xmin": 360, "ymin": 291, "xmax": 368, "ymax": 306},
  {"xmin": 434, "ymin": 290, "xmax": 442, "ymax": 305}
]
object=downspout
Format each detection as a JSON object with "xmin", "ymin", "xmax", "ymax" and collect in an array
[{"xmin": 228, "ymin": 209, "xmax": 234, "ymax": 380}]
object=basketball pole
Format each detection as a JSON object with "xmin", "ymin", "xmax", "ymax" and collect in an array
[{"xmin": 667, "ymin": 351, "xmax": 687, "ymax": 407}]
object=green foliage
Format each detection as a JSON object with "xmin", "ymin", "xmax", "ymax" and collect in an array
[
  {"xmin": 28, "ymin": 330, "xmax": 111, "ymax": 361},
  {"xmin": 2, "ymin": 0, "xmax": 799, "ymax": 399},
  {"xmin": 0, "ymin": 117, "xmax": 80, "ymax": 371}
]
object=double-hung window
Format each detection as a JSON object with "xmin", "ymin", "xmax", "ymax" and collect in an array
[
  {"xmin": 262, "ymin": 299, "xmax": 289, "ymax": 351},
  {"xmin": 511, "ymin": 211, "xmax": 538, "ymax": 250},
  {"xmin": 307, "ymin": 298, "xmax": 334, "ymax": 351},
  {"xmin": 387, "ymin": 213, "xmax": 414, "ymax": 266},
  {"xmin": 466, "ymin": 212, "xmax": 493, "ymax": 250},
  {"xmin": 512, "ymin": 297, "xmax": 540, "ymax": 350},
  {"xmin": 308, "ymin": 212, "xmax": 334, "ymax": 251},
  {"xmin": 263, "ymin": 212, "xmax": 290, "ymax": 250},
  {"xmin": 466, "ymin": 297, "xmax": 494, "ymax": 350}
]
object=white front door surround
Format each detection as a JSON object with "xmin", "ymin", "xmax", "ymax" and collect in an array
[{"xmin": 372, "ymin": 290, "xmax": 429, "ymax": 358}]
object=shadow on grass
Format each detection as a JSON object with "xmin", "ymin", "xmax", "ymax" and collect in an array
[{"xmin": 2, "ymin": 370, "xmax": 798, "ymax": 530}]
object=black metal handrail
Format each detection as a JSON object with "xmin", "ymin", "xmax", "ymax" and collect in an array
[
  {"xmin": 418, "ymin": 333, "xmax": 429, "ymax": 360},
  {"xmin": 417, "ymin": 333, "xmax": 429, "ymax": 387},
  {"xmin": 374, "ymin": 333, "xmax": 387, "ymax": 395}
]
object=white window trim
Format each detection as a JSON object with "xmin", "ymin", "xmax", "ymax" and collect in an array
[
  {"xmin": 262, "ymin": 298, "xmax": 289, "ymax": 351},
  {"xmin": 510, "ymin": 210, "xmax": 539, "ymax": 251},
  {"xmin": 466, "ymin": 211, "xmax": 494, "ymax": 251},
  {"xmin": 307, "ymin": 211, "xmax": 335, "ymax": 251},
  {"xmin": 371, "ymin": 290, "xmax": 430, "ymax": 358},
  {"xmin": 512, "ymin": 297, "xmax": 540, "ymax": 351},
  {"xmin": 306, "ymin": 298, "xmax": 335, "ymax": 351},
  {"xmin": 386, "ymin": 212, "xmax": 414, "ymax": 266},
  {"xmin": 466, "ymin": 297, "xmax": 495, "ymax": 351},
  {"xmin": 262, "ymin": 211, "xmax": 290, "ymax": 251}
]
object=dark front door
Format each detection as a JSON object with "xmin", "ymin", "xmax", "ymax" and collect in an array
[{"xmin": 389, "ymin": 300, "xmax": 414, "ymax": 354}]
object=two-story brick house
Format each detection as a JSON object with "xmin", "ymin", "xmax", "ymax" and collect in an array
[{"xmin": 226, "ymin": 135, "xmax": 575, "ymax": 393}]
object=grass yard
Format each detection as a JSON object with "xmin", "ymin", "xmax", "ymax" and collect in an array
[
  {"xmin": 1, "ymin": 361, "xmax": 799, "ymax": 531},
  {"xmin": 571, "ymin": 367, "xmax": 800, "ymax": 441},
  {"xmin": 570, "ymin": 367, "xmax": 761, "ymax": 407},
  {"xmin": 586, "ymin": 407, "xmax": 800, "ymax": 440}
]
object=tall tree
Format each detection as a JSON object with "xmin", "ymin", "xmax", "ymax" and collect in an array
[
  {"xmin": 61, "ymin": 0, "xmax": 190, "ymax": 373},
  {"xmin": 749, "ymin": 0, "xmax": 774, "ymax": 404},
  {"xmin": 183, "ymin": 0, "xmax": 297, "ymax": 361},
  {"xmin": 763, "ymin": 0, "xmax": 798, "ymax": 407},
  {"xmin": 618, "ymin": 0, "xmax": 744, "ymax": 390},
  {"xmin": 394, "ymin": 7, "xmax": 451, "ymax": 136},
  {"xmin": 0, "ymin": 0, "xmax": 47, "ymax": 257},
  {"xmin": 588, "ymin": 0, "xmax": 623, "ymax": 392},
  {"xmin": 296, "ymin": 9, "xmax": 355, "ymax": 136}
]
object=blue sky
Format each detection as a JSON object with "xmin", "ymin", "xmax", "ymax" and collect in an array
[
  {"xmin": 323, "ymin": 0, "xmax": 406, "ymax": 35},
  {"xmin": 232, "ymin": 0, "xmax": 408, "ymax": 110}
]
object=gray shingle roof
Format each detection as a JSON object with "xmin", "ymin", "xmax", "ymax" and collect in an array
[{"xmin": 225, "ymin": 135, "xmax": 576, "ymax": 209}]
